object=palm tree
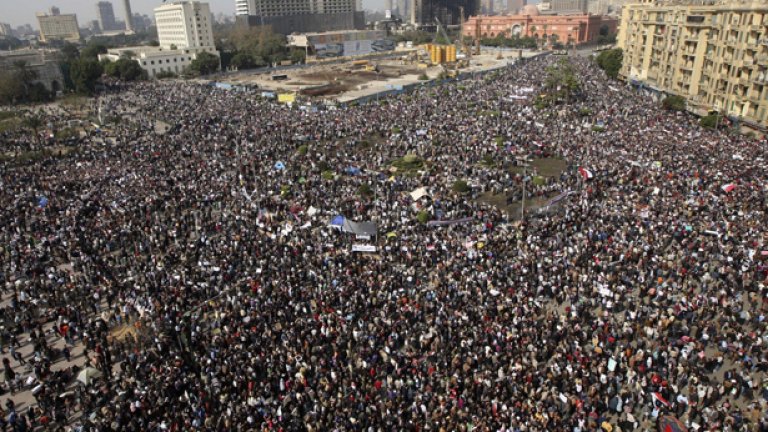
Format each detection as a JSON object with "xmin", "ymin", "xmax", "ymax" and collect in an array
[
  {"xmin": 12, "ymin": 60, "xmax": 39, "ymax": 100},
  {"xmin": 22, "ymin": 112, "xmax": 44, "ymax": 148}
]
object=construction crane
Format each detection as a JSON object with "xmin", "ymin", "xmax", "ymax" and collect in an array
[
  {"xmin": 459, "ymin": 6, "xmax": 471, "ymax": 59},
  {"xmin": 433, "ymin": 16, "xmax": 452, "ymax": 45},
  {"xmin": 475, "ymin": 16, "xmax": 482, "ymax": 56}
]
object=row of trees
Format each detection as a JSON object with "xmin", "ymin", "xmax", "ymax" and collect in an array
[
  {"xmin": 216, "ymin": 26, "xmax": 304, "ymax": 71},
  {"xmin": 0, "ymin": 62, "xmax": 54, "ymax": 105},
  {"xmin": 544, "ymin": 58, "xmax": 581, "ymax": 103},
  {"xmin": 595, "ymin": 48, "xmax": 623, "ymax": 79}
]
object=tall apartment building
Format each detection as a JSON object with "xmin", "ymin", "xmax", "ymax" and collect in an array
[
  {"xmin": 96, "ymin": 1, "xmax": 118, "ymax": 32},
  {"xmin": 155, "ymin": 1, "xmax": 215, "ymax": 49},
  {"xmin": 123, "ymin": 0, "xmax": 134, "ymax": 31},
  {"xmin": 36, "ymin": 8, "xmax": 80, "ymax": 42},
  {"xmin": 0, "ymin": 23, "xmax": 13, "ymax": 36},
  {"xmin": 541, "ymin": 0, "xmax": 588, "ymax": 14},
  {"xmin": 235, "ymin": 0, "xmax": 252, "ymax": 16},
  {"xmin": 411, "ymin": 0, "xmax": 480, "ymax": 26},
  {"xmin": 235, "ymin": 0, "xmax": 364, "ymax": 33},
  {"xmin": 618, "ymin": 0, "xmax": 768, "ymax": 128},
  {"xmin": 508, "ymin": 0, "xmax": 526, "ymax": 14},
  {"xmin": 481, "ymin": 0, "xmax": 494, "ymax": 14}
]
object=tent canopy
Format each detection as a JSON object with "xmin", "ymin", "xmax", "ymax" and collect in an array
[{"xmin": 329, "ymin": 215, "xmax": 377, "ymax": 236}]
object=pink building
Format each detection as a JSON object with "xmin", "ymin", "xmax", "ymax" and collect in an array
[{"xmin": 463, "ymin": 6, "xmax": 617, "ymax": 46}]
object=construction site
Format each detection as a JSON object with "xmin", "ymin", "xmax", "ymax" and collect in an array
[{"xmin": 221, "ymin": 12, "xmax": 540, "ymax": 103}]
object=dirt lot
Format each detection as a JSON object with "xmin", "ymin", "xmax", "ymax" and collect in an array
[
  {"xmin": 221, "ymin": 49, "xmax": 539, "ymax": 102},
  {"xmin": 478, "ymin": 157, "xmax": 569, "ymax": 219}
]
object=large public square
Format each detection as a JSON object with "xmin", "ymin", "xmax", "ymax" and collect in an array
[{"xmin": 0, "ymin": 53, "xmax": 766, "ymax": 431}]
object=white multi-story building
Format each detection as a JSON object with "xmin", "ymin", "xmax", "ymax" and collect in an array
[
  {"xmin": 0, "ymin": 23, "xmax": 13, "ymax": 36},
  {"xmin": 155, "ymin": 1, "xmax": 215, "ymax": 49},
  {"xmin": 235, "ymin": 0, "xmax": 356, "ymax": 17},
  {"xmin": 235, "ymin": 0, "xmax": 253, "ymax": 16},
  {"xmin": 100, "ymin": 1, "xmax": 219, "ymax": 78},
  {"xmin": 36, "ymin": 10, "xmax": 80, "ymax": 42}
]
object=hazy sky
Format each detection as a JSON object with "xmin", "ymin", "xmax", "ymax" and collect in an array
[{"xmin": 2, "ymin": 0, "xmax": 385, "ymax": 27}]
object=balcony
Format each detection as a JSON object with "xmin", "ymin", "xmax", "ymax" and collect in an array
[
  {"xmin": 685, "ymin": 21, "xmax": 711, "ymax": 28},
  {"xmin": 747, "ymin": 93, "xmax": 763, "ymax": 104}
]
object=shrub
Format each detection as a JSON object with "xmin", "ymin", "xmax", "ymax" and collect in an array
[
  {"xmin": 418, "ymin": 73, "xmax": 429, "ymax": 81},
  {"xmin": 700, "ymin": 114, "xmax": 721, "ymax": 129},
  {"xmin": 578, "ymin": 107, "xmax": 592, "ymax": 117},
  {"xmin": 297, "ymin": 144, "xmax": 309, "ymax": 155},
  {"xmin": 359, "ymin": 183, "xmax": 373, "ymax": 198},
  {"xmin": 481, "ymin": 154, "xmax": 495, "ymax": 167},
  {"xmin": 321, "ymin": 170, "xmax": 335, "ymax": 180},
  {"xmin": 662, "ymin": 95, "xmax": 686, "ymax": 111},
  {"xmin": 592, "ymin": 125, "xmax": 606, "ymax": 132},
  {"xmin": 595, "ymin": 48, "xmax": 623, "ymax": 79},
  {"xmin": 452, "ymin": 180, "xmax": 470, "ymax": 194},
  {"xmin": 416, "ymin": 210, "xmax": 431, "ymax": 224}
]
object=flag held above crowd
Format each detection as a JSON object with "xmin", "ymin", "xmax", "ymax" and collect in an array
[{"xmin": 578, "ymin": 167, "xmax": 594, "ymax": 180}]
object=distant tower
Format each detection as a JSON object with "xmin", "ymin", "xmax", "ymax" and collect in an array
[
  {"xmin": 96, "ymin": 1, "xmax": 117, "ymax": 32},
  {"xmin": 123, "ymin": 0, "xmax": 134, "ymax": 32},
  {"xmin": 50, "ymin": 6, "xmax": 61, "ymax": 15}
]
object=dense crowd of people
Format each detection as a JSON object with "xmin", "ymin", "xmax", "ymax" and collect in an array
[{"xmin": 0, "ymin": 54, "xmax": 767, "ymax": 431}]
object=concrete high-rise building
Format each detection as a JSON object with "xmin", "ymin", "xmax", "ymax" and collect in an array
[
  {"xmin": 96, "ymin": 1, "xmax": 118, "ymax": 32},
  {"xmin": 618, "ymin": 0, "xmax": 768, "ymax": 129},
  {"xmin": 587, "ymin": 0, "xmax": 608, "ymax": 16},
  {"xmin": 235, "ymin": 0, "xmax": 252, "ymax": 16},
  {"xmin": 155, "ymin": 1, "xmax": 215, "ymax": 49},
  {"xmin": 36, "ymin": 8, "xmax": 80, "ymax": 42},
  {"xmin": 236, "ymin": 0, "xmax": 364, "ymax": 33},
  {"xmin": 123, "ymin": 0, "xmax": 134, "ymax": 31},
  {"xmin": 385, "ymin": 0, "xmax": 393, "ymax": 12},
  {"xmin": 411, "ymin": 0, "xmax": 480, "ymax": 26},
  {"xmin": 100, "ymin": 0, "xmax": 219, "ymax": 78},
  {"xmin": 508, "ymin": 0, "xmax": 526, "ymax": 14},
  {"xmin": 395, "ymin": 0, "xmax": 408, "ymax": 18},
  {"xmin": 236, "ymin": 0, "xmax": 356, "ymax": 17},
  {"xmin": 481, "ymin": 0, "xmax": 494, "ymax": 15},
  {"xmin": 543, "ymin": 0, "xmax": 588, "ymax": 14},
  {"xmin": 0, "ymin": 23, "xmax": 13, "ymax": 36}
]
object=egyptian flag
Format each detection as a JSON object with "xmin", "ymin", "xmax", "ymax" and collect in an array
[
  {"xmin": 652, "ymin": 392, "xmax": 671, "ymax": 407},
  {"xmin": 721, "ymin": 183, "xmax": 736, "ymax": 193},
  {"xmin": 579, "ymin": 167, "xmax": 594, "ymax": 180}
]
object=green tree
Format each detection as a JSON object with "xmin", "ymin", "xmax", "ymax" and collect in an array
[
  {"xmin": 0, "ymin": 71, "xmax": 23, "ymax": 104},
  {"xmin": 661, "ymin": 95, "xmax": 686, "ymax": 111},
  {"xmin": 104, "ymin": 58, "xmax": 147, "ymax": 81},
  {"xmin": 544, "ymin": 58, "xmax": 581, "ymax": 103},
  {"xmin": 60, "ymin": 42, "xmax": 80, "ymax": 61},
  {"xmin": 290, "ymin": 49, "xmax": 306, "ymax": 65},
  {"xmin": 81, "ymin": 44, "xmax": 108, "ymax": 60},
  {"xmin": 189, "ymin": 52, "xmax": 220, "ymax": 75},
  {"xmin": 230, "ymin": 52, "xmax": 257, "ymax": 70},
  {"xmin": 700, "ymin": 113, "xmax": 722, "ymax": 129},
  {"xmin": 595, "ymin": 48, "xmax": 623, "ymax": 79},
  {"xmin": 70, "ymin": 58, "xmax": 104, "ymax": 94}
]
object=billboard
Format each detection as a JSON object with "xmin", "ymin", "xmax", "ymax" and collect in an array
[
  {"xmin": 278, "ymin": 93, "xmax": 296, "ymax": 103},
  {"xmin": 315, "ymin": 39, "xmax": 395, "ymax": 57}
]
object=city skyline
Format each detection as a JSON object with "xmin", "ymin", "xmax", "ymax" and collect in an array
[{"xmin": 1, "ymin": 0, "xmax": 385, "ymax": 28}]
